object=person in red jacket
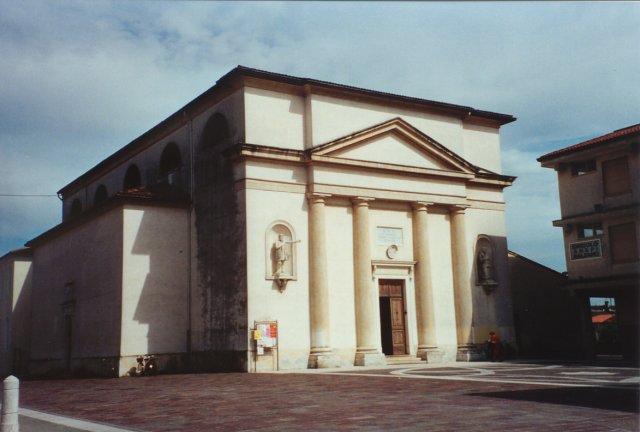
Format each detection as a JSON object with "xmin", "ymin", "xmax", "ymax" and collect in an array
[{"xmin": 488, "ymin": 331, "xmax": 501, "ymax": 361}]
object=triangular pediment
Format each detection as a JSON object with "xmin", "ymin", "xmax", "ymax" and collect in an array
[{"xmin": 310, "ymin": 118, "xmax": 477, "ymax": 174}]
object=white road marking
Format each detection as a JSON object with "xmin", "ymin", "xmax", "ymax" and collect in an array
[{"xmin": 19, "ymin": 408, "xmax": 138, "ymax": 432}]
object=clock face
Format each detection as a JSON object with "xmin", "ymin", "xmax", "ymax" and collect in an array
[{"xmin": 386, "ymin": 244, "xmax": 399, "ymax": 259}]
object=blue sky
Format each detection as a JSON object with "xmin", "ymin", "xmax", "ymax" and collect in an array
[{"xmin": 1, "ymin": 1, "xmax": 639, "ymax": 271}]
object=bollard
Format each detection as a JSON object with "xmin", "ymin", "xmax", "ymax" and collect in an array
[{"xmin": 1, "ymin": 375, "xmax": 19, "ymax": 432}]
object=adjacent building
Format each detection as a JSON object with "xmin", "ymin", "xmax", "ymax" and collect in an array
[
  {"xmin": 538, "ymin": 124, "xmax": 640, "ymax": 360},
  {"xmin": 1, "ymin": 67, "xmax": 518, "ymax": 376}
]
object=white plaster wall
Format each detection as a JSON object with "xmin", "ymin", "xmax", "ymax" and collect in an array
[
  {"xmin": 310, "ymin": 166, "xmax": 466, "ymax": 198},
  {"xmin": 30, "ymin": 209, "xmax": 123, "ymax": 361},
  {"xmin": 120, "ymin": 205, "xmax": 189, "ymax": 358},
  {"xmin": 466, "ymin": 186, "xmax": 507, "ymax": 205},
  {"xmin": 310, "ymin": 95, "xmax": 464, "ymax": 155},
  {"xmin": 425, "ymin": 210, "xmax": 458, "ymax": 361},
  {"xmin": 244, "ymin": 87, "xmax": 305, "ymax": 150},
  {"xmin": 324, "ymin": 202, "xmax": 357, "ymax": 365},
  {"xmin": 245, "ymin": 160, "xmax": 308, "ymax": 185},
  {"xmin": 465, "ymin": 207, "xmax": 515, "ymax": 344},
  {"xmin": 462, "ymin": 123, "xmax": 502, "ymax": 173},
  {"xmin": 245, "ymin": 188, "xmax": 310, "ymax": 370},
  {"xmin": 336, "ymin": 135, "xmax": 444, "ymax": 170},
  {"xmin": 369, "ymin": 204, "xmax": 418, "ymax": 355},
  {"xmin": 370, "ymin": 203, "xmax": 414, "ymax": 262},
  {"xmin": 10, "ymin": 260, "xmax": 32, "ymax": 368}
]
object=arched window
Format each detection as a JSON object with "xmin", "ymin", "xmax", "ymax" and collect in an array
[
  {"xmin": 123, "ymin": 164, "xmax": 142, "ymax": 191},
  {"xmin": 159, "ymin": 142, "xmax": 182, "ymax": 180},
  {"xmin": 70, "ymin": 199, "xmax": 82, "ymax": 219},
  {"xmin": 201, "ymin": 113, "xmax": 229, "ymax": 149},
  {"xmin": 94, "ymin": 184, "xmax": 108, "ymax": 205}
]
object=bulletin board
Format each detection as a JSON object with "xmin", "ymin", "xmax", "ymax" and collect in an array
[{"xmin": 253, "ymin": 320, "xmax": 279, "ymax": 371}]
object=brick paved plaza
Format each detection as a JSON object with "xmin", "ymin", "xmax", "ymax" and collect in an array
[{"xmin": 14, "ymin": 362, "xmax": 640, "ymax": 431}]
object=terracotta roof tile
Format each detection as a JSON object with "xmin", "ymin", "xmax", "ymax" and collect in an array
[
  {"xmin": 592, "ymin": 313, "xmax": 616, "ymax": 324},
  {"xmin": 538, "ymin": 123, "xmax": 640, "ymax": 162}
]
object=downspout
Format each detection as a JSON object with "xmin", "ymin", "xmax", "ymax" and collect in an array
[{"xmin": 185, "ymin": 109, "xmax": 194, "ymax": 368}]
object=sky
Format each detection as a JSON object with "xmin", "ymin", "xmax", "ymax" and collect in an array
[{"xmin": 1, "ymin": 1, "xmax": 639, "ymax": 272}]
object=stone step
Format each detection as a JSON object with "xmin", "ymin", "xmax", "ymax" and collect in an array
[{"xmin": 385, "ymin": 355, "xmax": 424, "ymax": 365}]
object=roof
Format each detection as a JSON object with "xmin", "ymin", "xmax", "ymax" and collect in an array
[
  {"xmin": 507, "ymin": 250, "xmax": 566, "ymax": 276},
  {"xmin": 538, "ymin": 123, "xmax": 640, "ymax": 163},
  {"xmin": 0, "ymin": 247, "xmax": 32, "ymax": 261},
  {"xmin": 58, "ymin": 66, "xmax": 516, "ymax": 197},
  {"xmin": 220, "ymin": 66, "xmax": 517, "ymax": 125}
]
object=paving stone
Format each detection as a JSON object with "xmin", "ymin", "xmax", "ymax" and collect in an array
[{"xmin": 16, "ymin": 363, "xmax": 640, "ymax": 431}]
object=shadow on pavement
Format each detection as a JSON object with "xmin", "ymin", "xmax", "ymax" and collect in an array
[{"xmin": 469, "ymin": 386, "xmax": 639, "ymax": 413}]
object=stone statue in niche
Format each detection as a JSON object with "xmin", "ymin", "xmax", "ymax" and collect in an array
[
  {"xmin": 273, "ymin": 233, "xmax": 298, "ymax": 276},
  {"xmin": 266, "ymin": 222, "xmax": 300, "ymax": 292},
  {"xmin": 478, "ymin": 247, "xmax": 493, "ymax": 282},
  {"xmin": 476, "ymin": 237, "xmax": 498, "ymax": 293}
]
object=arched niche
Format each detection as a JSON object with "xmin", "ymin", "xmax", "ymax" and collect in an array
[
  {"xmin": 94, "ymin": 184, "xmax": 108, "ymax": 206},
  {"xmin": 475, "ymin": 235, "xmax": 498, "ymax": 292},
  {"xmin": 123, "ymin": 164, "xmax": 142, "ymax": 191},
  {"xmin": 159, "ymin": 142, "xmax": 182, "ymax": 182},
  {"xmin": 265, "ymin": 221, "xmax": 298, "ymax": 281},
  {"xmin": 201, "ymin": 112, "xmax": 229, "ymax": 150}
]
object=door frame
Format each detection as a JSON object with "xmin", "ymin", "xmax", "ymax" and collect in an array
[{"xmin": 378, "ymin": 278, "xmax": 408, "ymax": 355}]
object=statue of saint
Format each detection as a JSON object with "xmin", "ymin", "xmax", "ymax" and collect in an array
[
  {"xmin": 273, "ymin": 234, "xmax": 299, "ymax": 276},
  {"xmin": 478, "ymin": 246, "xmax": 494, "ymax": 283}
]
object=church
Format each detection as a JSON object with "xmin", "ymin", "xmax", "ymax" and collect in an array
[{"xmin": 1, "ymin": 67, "xmax": 517, "ymax": 376}]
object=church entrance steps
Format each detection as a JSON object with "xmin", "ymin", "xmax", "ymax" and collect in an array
[{"xmin": 385, "ymin": 355, "xmax": 424, "ymax": 365}]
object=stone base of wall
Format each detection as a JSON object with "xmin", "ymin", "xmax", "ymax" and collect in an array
[
  {"xmin": 29, "ymin": 356, "xmax": 120, "ymax": 378},
  {"xmin": 187, "ymin": 350, "xmax": 248, "ymax": 373},
  {"xmin": 28, "ymin": 350, "xmax": 248, "ymax": 378}
]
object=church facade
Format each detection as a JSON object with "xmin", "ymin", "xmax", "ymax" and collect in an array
[{"xmin": 2, "ymin": 67, "xmax": 517, "ymax": 376}]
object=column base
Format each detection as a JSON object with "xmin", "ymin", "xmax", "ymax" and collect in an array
[
  {"xmin": 308, "ymin": 352, "xmax": 340, "ymax": 369},
  {"xmin": 418, "ymin": 347, "xmax": 445, "ymax": 363},
  {"xmin": 456, "ymin": 345, "xmax": 484, "ymax": 362},
  {"xmin": 354, "ymin": 350, "xmax": 387, "ymax": 367}
]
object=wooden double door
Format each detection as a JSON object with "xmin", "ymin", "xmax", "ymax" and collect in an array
[{"xmin": 379, "ymin": 279, "xmax": 407, "ymax": 355}]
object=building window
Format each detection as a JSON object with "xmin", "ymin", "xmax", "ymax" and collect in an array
[
  {"xmin": 577, "ymin": 223, "xmax": 603, "ymax": 239},
  {"xmin": 609, "ymin": 222, "xmax": 639, "ymax": 263},
  {"xmin": 571, "ymin": 159, "xmax": 596, "ymax": 176},
  {"xmin": 602, "ymin": 157, "xmax": 631, "ymax": 197},
  {"xmin": 123, "ymin": 164, "xmax": 142, "ymax": 191}
]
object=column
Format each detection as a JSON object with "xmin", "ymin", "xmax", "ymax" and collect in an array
[
  {"xmin": 412, "ymin": 202, "xmax": 443, "ymax": 362},
  {"xmin": 307, "ymin": 193, "xmax": 338, "ymax": 368},
  {"xmin": 450, "ymin": 205, "xmax": 480, "ymax": 361},
  {"xmin": 353, "ymin": 197, "xmax": 386, "ymax": 366}
]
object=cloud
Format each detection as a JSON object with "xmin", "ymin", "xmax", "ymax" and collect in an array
[{"xmin": 0, "ymin": 1, "xmax": 638, "ymax": 271}]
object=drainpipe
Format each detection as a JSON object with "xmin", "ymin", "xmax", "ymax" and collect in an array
[{"xmin": 184, "ymin": 109, "xmax": 194, "ymax": 369}]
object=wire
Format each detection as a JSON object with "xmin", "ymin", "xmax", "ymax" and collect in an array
[{"xmin": 0, "ymin": 194, "xmax": 58, "ymax": 197}]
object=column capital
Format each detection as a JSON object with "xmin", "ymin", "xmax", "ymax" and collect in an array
[
  {"xmin": 306, "ymin": 192, "xmax": 332, "ymax": 203},
  {"xmin": 450, "ymin": 204, "xmax": 470, "ymax": 215},
  {"xmin": 411, "ymin": 201, "xmax": 435, "ymax": 212},
  {"xmin": 351, "ymin": 196, "xmax": 375, "ymax": 206}
]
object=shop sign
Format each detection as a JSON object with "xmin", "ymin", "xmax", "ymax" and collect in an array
[{"xmin": 570, "ymin": 239, "xmax": 602, "ymax": 260}]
